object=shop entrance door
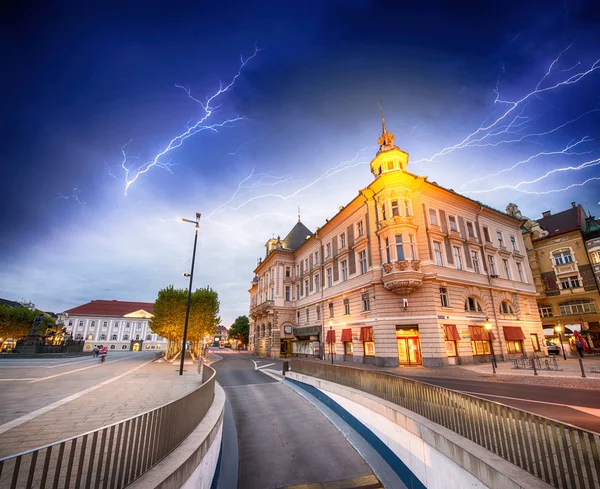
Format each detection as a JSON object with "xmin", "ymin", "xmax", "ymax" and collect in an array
[{"xmin": 396, "ymin": 326, "xmax": 421, "ymax": 365}]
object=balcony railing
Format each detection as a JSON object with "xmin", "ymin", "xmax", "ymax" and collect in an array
[
  {"xmin": 380, "ymin": 260, "xmax": 424, "ymax": 295},
  {"xmin": 291, "ymin": 360, "xmax": 600, "ymax": 489},
  {"xmin": 250, "ymin": 300, "xmax": 274, "ymax": 316}
]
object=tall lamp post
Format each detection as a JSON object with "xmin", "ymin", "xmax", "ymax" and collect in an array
[
  {"xmin": 179, "ymin": 213, "xmax": 201, "ymax": 376},
  {"xmin": 484, "ymin": 318, "xmax": 496, "ymax": 374},
  {"xmin": 554, "ymin": 324, "xmax": 567, "ymax": 360}
]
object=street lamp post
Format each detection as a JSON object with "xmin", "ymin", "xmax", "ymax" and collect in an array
[
  {"xmin": 179, "ymin": 213, "xmax": 201, "ymax": 376},
  {"xmin": 484, "ymin": 318, "xmax": 496, "ymax": 374},
  {"xmin": 555, "ymin": 324, "xmax": 567, "ymax": 360}
]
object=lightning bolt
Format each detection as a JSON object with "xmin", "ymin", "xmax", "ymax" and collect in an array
[
  {"xmin": 413, "ymin": 47, "xmax": 600, "ymax": 164},
  {"xmin": 119, "ymin": 47, "xmax": 259, "ymax": 195},
  {"xmin": 205, "ymin": 147, "xmax": 374, "ymax": 220},
  {"xmin": 464, "ymin": 154, "xmax": 600, "ymax": 195},
  {"xmin": 56, "ymin": 188, "xmax": 85, "ymax": 205},
  {"xmin": 461, "ymin": 136, "xmax": 594, "ymax": 188}
]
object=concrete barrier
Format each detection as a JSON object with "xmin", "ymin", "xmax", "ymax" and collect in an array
[
  {"xmin": 287, "ymin": 372, "xmax": 552, "ymax": 489},
  {"xmin": 127, "ymin": 384, "xmax": 226, "ymax": 489}
]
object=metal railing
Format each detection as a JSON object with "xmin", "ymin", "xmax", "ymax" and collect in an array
[
  {"xmin": 291, "ymin": 360, "xmax": 600, "ymax": 489},
  {"xmin": 0, "ymin": 366, "xmax": 216, "ymax": 489}
]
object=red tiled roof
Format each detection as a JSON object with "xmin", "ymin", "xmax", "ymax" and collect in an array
[{"xmin": 64, "ymin": 300, "xmax": 154, "ymax": 317}]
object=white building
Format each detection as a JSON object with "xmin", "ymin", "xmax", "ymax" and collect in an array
[{"xmin": 58, "ymin": 300, "xmax": 167, "ymax": 352}]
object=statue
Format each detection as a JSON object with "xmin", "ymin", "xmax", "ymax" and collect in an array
[{"xmin": 29, "ymin": 314, "xmax": 45, "ymax": 336}]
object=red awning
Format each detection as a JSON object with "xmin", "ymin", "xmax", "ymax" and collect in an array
[
  {"xmin": 341, "ymin": 328, "xmax": 353, "ymax": 343},
  {"xmin": 503, "ymin": 326, "xmax": 526, "ymax": 341},
  {"xmin": 359, "ymin": 326, "xmax": 374, "ymax": 342},
  {"xmin": 469, "ymin": 325, "xmax": 495, "ymax": 341},
  {"xmin": 326, "ymin": 329, "xmax": 336, "ymax": 343},
  {"xmin": 444, "ymin": 324, "xmax": 461, "ymax": 342}
]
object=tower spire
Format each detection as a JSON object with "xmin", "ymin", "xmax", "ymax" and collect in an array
[
  {"xmin": 379, "ymin": 105, "xmax": 388, "ymax": 135},
  {"xmin": 377, "ymin": 106, "xmax": 396, "ymax": 151}
]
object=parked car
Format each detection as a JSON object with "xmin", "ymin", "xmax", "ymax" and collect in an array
[{"xmin": 546, "ymin": 341, "xmax": 560, "ymax": 355}]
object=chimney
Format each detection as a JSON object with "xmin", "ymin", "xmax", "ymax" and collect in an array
[
  {"xmin": 571, "ymin": 202, "xmax": 577, "ymax": 208},
  {"xmin": 542, "ymin": 211, "xmax": 551, "ymax": 218}
]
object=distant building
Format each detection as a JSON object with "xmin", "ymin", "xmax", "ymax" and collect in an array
[
  {"xmin": 213, "ymin": 325, "xmax": 229, "ymax": 346},
  {"xmin": 58, "ymin": 300, "xmax": 167, "ymax": 352},
  {"xmin": 249, "ymin": 121, "xmax": 544, "ymax": 367},
  {"xmin": 519, "ymin": 203, "xmax": 600, "ymax": 349}
]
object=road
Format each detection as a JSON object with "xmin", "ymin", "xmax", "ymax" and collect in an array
[
  {"xmin": 213, "ymin": 351, "xmax": 381, "ymax": 489},
  {"xmin": 405, "ymin": 376, "xmax": 600, "ymax": 433},
  {"xmin": 0, "ymin": 352, "xmax": 155, "ymax": 426}
]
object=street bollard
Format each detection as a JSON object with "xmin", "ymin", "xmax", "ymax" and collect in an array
[
  {"xmin": 282, "ymin": 360, "xmax": 289, "ymax": 376},
  {"xmin": 579, "ymin": 358, "xmax": 586, "ymax": 378},
  {"xmin": 531, "ymin": 358, "xmax": 538, "ymax": 376}
]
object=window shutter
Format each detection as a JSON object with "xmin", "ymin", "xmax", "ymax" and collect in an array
[
  {"xmin": 333, "ymin": 258, "xmax": 339, "ymax": 281},
  {"xmin": 444, "ymin": 237, "xmax": 454, "ymax": 264},
  {"xmin": 463, "ymin": 243, "xmax": 472, "ymax": 268},
  {"xmin": 309, "ymin": 254, "xmax": 313, "ymax": 272},
  {"xmin": 423, "ymin": 203, "xmax": 433, "ymax": 260},
  {"xmin": 458, "ymin": 216, "xmax": 468, "ymax": 240},
  {"xmin": 439, "ymin": 209, "xmax": 448, "ymax": 233},
  {"xmin": 348, "ymin": 224, "xmax": 356, "ymax": 274},
  {"xmin": 300, "ymin": 260, "xmax": 304, "ymax": 276},
  {"xmin": 332, "ymin": 237, "xmax": 338, "ymax": 257},
  {"xmin": 310, "ymin": 274, "xmax": 314, "ymax": 292},
  {"xmin": 300, "ymin": 280, "xmax": 304, "ymax": 296}
]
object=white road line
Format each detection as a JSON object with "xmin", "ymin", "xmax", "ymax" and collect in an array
[
  {"xmin": 28, "ymin": 355, "xmax": 138, "ymax": 383},
  {"xmin": 256, "ymin": 363, "xmax": 275, "ymax": 370},
  {"xmin": 460, "ymin": 390, "xmax": 600, "ymax": 417},
  {"xmin": 251, "ymin": 359, "xmax": 258, "ymax": 370},
  {"xmin": 0, "ymin": 358, "xmax": 156, "ymax": 435},
  {"xmin": 47, "ymin": 358, "xmax": 96, "ymax": 368}
]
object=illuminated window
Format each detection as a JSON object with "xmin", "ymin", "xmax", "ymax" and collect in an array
[
  {"xmin": 506, "ymin": 340, "xmax": 522, "ymax": 354},
  {"xmin": 530, "ymin": 334, "xmax": 541, "ymax": 352}
]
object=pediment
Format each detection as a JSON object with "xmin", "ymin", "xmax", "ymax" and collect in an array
[{"xmin": 123, "ymin": 309, "xmax": 154, "ymax": 318}]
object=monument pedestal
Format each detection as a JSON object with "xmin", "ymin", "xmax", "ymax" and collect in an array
[{"xmin": 19, "ymin": 335, "xmax": 42, "ymax": 354}]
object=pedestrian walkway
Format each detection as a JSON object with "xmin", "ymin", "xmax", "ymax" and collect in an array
[{"xmin": 0, "ymin": 359, "xmax": 203, "ymax": 458}]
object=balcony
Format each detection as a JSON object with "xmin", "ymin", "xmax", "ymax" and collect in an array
[
  {"xmin": 554, "ymin": 263, "xmax": 577, "ymax": 275},
  {"xmin": 377, "ymin": 215, "xmax": 417, "ymax": 232},
  {"xmin": 381, "ymin": 260, "xmax": 424, "ymax": 295},
  {"xmin": 250, "ymin": 300, "xmax": 274, "ymax": 316}
]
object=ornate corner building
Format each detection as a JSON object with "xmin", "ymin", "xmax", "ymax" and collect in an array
[
  {"xmin": 248, "ymin": 121, "xmax": 545, "ymax": 367},
  {"xmin": 520, "ymin": 204, "xmax": 600, "ymax": 348}
]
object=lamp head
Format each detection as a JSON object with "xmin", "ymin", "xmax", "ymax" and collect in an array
[
  {"xmin": 484, "ymin": 318, "xmax": 492, "ymax": 330},
  {"xmin": 328, "ymin": 320, "xmax": 333, "ymax": 327},
  {"xmin": 554, "ymin": 324, "xmax": 562, "ymax": 333}
]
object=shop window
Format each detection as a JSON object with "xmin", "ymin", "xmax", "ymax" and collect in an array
[
  {"xmin": 530, "ymin": 334, "xmax": 541, "ymax": 352},
  {"xmin": 471, "ymin": 340, "xmax": 491, "ymax": 356},
  {"xmin": 506, "ymin": 340, "xmax": 522, "ymax": 354},
  {"xmin": 444, "ymin": 325, "xmax": 460, "ymax": 357},
  {"xmin": 344, "ymin": 342, "xmax": 353, "ymax": 355},
  {"xmin": 446, "ymin": 341, "xmax": 457, "ymax": 357},
  {"xmin": 364, "ymin": 342, "xmax": 375, "ymax": 356}
]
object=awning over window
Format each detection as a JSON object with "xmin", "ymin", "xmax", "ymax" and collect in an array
[
  {"xmin": 469, "ymin": 325, "xmax": 495, "ymax": 341},
  {"xmin": 444, "ymin": 324, "xmax": 461, "ymax": 342},
  {"xmin": 341, "ymin": 328, "xmax": 353, "ymax": 343},
  {"xmin": 503, "ymin": 326, "xmax": 526, "ymax": 341},
  {"xmin": 326, "ymin": 329, "xmax": 336, "ymax": 343},
  {"xmin": 359, "ymin": 326, "xmax": 374, "ymax": 342}
]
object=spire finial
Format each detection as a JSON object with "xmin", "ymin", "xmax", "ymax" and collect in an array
[
  {"xmin": 379, "ymin": 104, "xmax": 387, "ymax": 134},
  {"xmin": 297, "ymin": 206, "xmax": 301, "ymax": 222}
]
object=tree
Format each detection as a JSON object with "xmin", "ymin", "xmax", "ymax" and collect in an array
[
  {"xmin": 228, "ymin": 315, "xmax": 249, "ymax": 346},
  {"xmin": 0, "ymin": 306, "xmax": 55, "ymax": 349},
  {"xmin": 150, "ymin": 285, "xmax": 220, "ymax": 359}
]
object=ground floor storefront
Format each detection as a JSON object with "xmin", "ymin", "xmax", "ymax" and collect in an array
[{"xmin": 83, "ymin": 339, "xmax": 166, "ymax": 351}]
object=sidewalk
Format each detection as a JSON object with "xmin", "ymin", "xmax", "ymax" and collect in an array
[
  {"xmin": 293, "ymin": 355, "xmax": 600, "ymax": 389},
  {"xmin": 0, "ymin": 359, "xmax": 204, "ymax": 458}
]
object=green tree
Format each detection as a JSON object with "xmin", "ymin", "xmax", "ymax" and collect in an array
[
  {"xmin": 228, "ymin": 315, "xmax": 249, "ymax": 346},
  {"xmin": 150, "ymin": 285, "xmax": 220, "ymax": 359},
  {"xmin": 0, "ymin": 306, "xmax": 55, "ymax": 349}
]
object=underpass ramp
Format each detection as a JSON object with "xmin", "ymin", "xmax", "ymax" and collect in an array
[{"xmin": 280, "ymin": 474, "xmax": 383, "ymax": 489}]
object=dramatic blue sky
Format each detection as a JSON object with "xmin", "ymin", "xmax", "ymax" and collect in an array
[{"xmin": 1, "ymin": 0, "xmax": 599, "ymax": 324}]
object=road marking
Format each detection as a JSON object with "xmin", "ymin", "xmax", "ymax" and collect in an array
[
  {"xmin": 47, "ymin": 358, "xmax": 96, "ymax": 368},
  {"xmin": 28, "ymin": 355, "xmax": 139, "ymax": 383},
  {"xmin": 251, "ymin": 359, "xmax": 258, "ymax": 370},
  {"xmin": 0, "ymin": 358, "xmax": 156, "ymax": 435},
  {"xmin": 460, "ymin": 390, "xmax": 600, "ymax": 417},
  {"xmin": 256, "ymin": 363, "xmax": 275, "ymax": 370}
]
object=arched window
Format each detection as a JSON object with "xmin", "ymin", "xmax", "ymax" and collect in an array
[
  {"xmin": 559, "ymin": 300, "xmax": 596, "ymax": 315},
  {"xmin": 464, "ymin": 297, "xmax": 483, "ymax": 312},
  {"xmin": 500, "ymin": 301, "xmax": 515, "ymax": 314}
]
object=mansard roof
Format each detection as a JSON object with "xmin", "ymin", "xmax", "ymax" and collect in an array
[{"xmin": 282, "ymin": 221, "xmax": 313, "ymax": 252}]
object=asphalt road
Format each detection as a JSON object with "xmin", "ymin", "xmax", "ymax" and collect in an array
[
  {"xmin": 411, "ymin": 376, "xmax": 600, "ymax": 433},
  {"xmin": 214, "ymin": 352, "xmax": 375, "ymax": 489}
]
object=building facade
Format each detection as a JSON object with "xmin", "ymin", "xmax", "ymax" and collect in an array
[
  {"xmin": 519, "ymin": 204, "xmax": 600, "ymax": 349},
  {"xmin": 58, "ymin": 300, "xmax": 167, "ymax": 352},
  {"xmin": 249, "ymin": 122, "xmax": 545, "ymax": 367}
]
